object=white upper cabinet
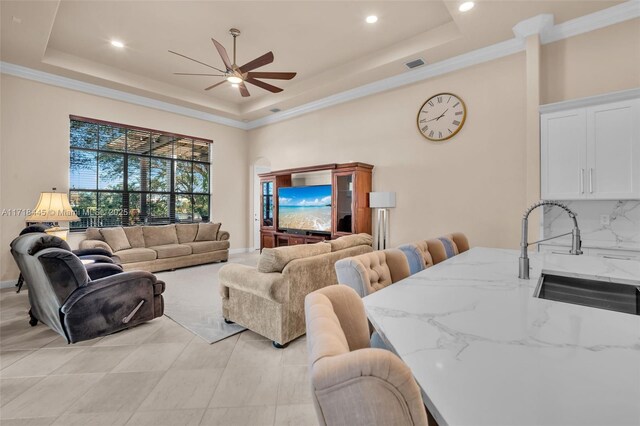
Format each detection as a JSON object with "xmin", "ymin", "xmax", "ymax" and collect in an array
[
  {"xmin": 587, "ymin": 100, "xmax": 640, "ymax": 199},
  {"xmin": 541, "ymin": 108, "xmax": 587, "ymax": 200},
  {"xmin": 541, "ymin": 98, "xmax": 640, "ymax": 200}
]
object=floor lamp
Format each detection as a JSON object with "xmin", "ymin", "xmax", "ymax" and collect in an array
[{"xmin": 369, "ymin": 192, "xmax": 396, "ymax": 250}]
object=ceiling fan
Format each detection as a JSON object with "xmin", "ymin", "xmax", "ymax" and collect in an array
[{"xmin": 169, "ymin": 28, "xmax": 296, "ymax": 97}]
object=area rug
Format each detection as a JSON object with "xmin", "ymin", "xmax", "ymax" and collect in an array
[{"xmin": 156, "ymin": 252, "xmax": 259, "ymax": 344}]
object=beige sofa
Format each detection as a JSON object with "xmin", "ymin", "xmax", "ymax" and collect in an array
[
  {"xmin": 219, "ymin": 233, "xmax": 373, "ymax": 347},
  {"xmin": 79, "ymin": 223, "xmax": 230, "ymax": 273},
  {"xmin": 305, "ymin": 285, "xmax": 429, "ymax": 426}
]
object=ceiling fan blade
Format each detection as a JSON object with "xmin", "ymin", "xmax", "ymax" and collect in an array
[
  {"xmin": 239, "ymin": 51, "xmax": 274, "ymax": 74},
  {"xmin": 246, "ymin": 71, "xmax": 296, "ymax": 80},
  {"xmin": 239, "ymin": 82, "xmax": 250, "ymax": 97},
  {"xmin": 246, "ymin": 77, "xmax": 283, "ymax": 93},
  {"xmin": 169, "ymin": 50, "xmax": 226, "ymax": 73},
  {"xmin": 174, "ymin": 72, "xmax": 225, "ymax": 76},
  {"xmin": 211, "ymin": 38, "xmax": 233, "ymax": 71},
  {"xmin": 205, "ymin": 80, "xmax": 226, "ymax": 91}
]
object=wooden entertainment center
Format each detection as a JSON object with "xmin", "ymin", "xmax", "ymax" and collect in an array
[{"xmin": 259, "ymin": 162, "xmax": 373, "ymax": 250}]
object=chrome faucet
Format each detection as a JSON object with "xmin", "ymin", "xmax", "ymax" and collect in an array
[{"xmin": 519, "ymin": 200, "xmax": 582, "ymax": 279}]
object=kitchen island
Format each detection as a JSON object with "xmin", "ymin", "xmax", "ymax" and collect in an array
[{"xmin": 363, "ymin": 247, "xmax": 640, "ymax": 426}]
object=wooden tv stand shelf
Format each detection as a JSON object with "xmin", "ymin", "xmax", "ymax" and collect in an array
[
  {"xmin": 273, "ymin": 232, "xmax": 329, "ymax": 247},
  {"xmin": 259, "ymin": 162, "xmax": 373, "ymax": 250}
]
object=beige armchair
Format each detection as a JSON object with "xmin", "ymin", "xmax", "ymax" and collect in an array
[
  {"xmin": 334, "ymin": 248, "xmax": 410, "ymax": 297},
  {"xmin": 219, "ymin": 234, "xmax": 373, "ymax": 347},
  {"xmin": 305, "ymin": 285, "xmax": 429, "ymax": 426}
]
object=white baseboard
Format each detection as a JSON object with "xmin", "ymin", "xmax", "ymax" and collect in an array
[
  {"xmin": 1, "ymin": 280, "xmax": 18, "ymax": 290},
  {"xmin": 229, "ymin": 248, "xmax": 254, "ymax": 255}
]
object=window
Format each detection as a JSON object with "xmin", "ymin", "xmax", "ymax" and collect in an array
[{"xmin": 69, "ymin": 116, "xmax": 211, "ymax": 230}]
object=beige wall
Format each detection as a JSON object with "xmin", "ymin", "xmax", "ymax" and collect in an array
[
  {"xmin": 249, "ymin": 53, "xmax": 528, "ymax": 250},
  {"xmin": 0, "ymin": 75, "xmax": 249, "ymax": 281},
  {"xmin": 1, "ymin": 19, "xmax": 637, "ymax": 281},
  {"xmin": 541, "ymin": 18, "xmax": 640, "ymax": 104}
]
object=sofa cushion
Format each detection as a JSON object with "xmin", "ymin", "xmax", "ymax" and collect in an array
[
  {"xmin": 185, "ymin": 240, "xmax": 230, "ymax": 254},
  {"xmin": 143, "ymin": 225, "xmax": 178, "ymax": 247},
  {"xmin": 149, "ymin": 244, "xmax": 192, "ymax": 259},
  {"xmin": 114, "ymin": 248, "xmax": 157, "ymax": 263},
  {"xmin": 328, "ymin": 233, "xmax": 373, "ymax": 252},
  {"xmin": 258, "ymin": 242, "xmax": 331, "ymax": 273},
  {"xmin": 195, "ymin": 222, "xmax": 221, "ymax": 241},
  {"xmin": 85, "ymin": 228, "xmax": 104, "ymax": 241},
  {"xmin": 176, "ymin": 223, "xmax": 199, "ymax": 243},
  {"xmin": 100, "ymin": 227, "xmax": 131, "ymax": 252},
  {"xmin": 123, "ymin": 226, "xmax": 145, "ymax": 248}
]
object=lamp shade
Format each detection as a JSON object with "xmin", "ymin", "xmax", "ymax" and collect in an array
[
  {"xmin": 27, "ymin": 192, "xmax": 79, "ymax": 222},
  {"xmin": 369, "ymin": 192, "xmax": 396, "ymax": 208}
]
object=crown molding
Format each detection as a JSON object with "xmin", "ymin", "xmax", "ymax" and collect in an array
[
  {"xmin": 513, "ymin": 14, "xmax": 554, "ymax": 39},
  {"xmin": 541, "ymin": 0, "xmax": 640, "ymax": 44},
  {"xmin": 0, "ymin": 62, "xmax": 248, "ymax": 130},
  {"xmin": 539, "ymin": 87, "xmax": 640, "ymax": 114},
  {"xmin": 1, "ymin": 2, "xmax": 637, "ymax": 131}
]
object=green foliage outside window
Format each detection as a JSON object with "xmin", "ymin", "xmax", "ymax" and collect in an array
[{"xmin": 69, "ymin": 118, "xmax": 211, "ymax": 229}]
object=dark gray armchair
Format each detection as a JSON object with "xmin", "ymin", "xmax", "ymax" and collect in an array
[
  {"xmin": 10, "ymin": 233, "xmax": 165, "ymax": 343},
  {"xmin": 14, "ymin": 225, "xmax": 122, "ymax": 292}
]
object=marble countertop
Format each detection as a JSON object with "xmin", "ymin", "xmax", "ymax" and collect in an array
[
  {"xmin": 363, "ymin": 247, "xmax": 640, "ymax": 426},
  {"xmin": 539, "ymin": 237, "xmax": 640, "ymax": 251}
]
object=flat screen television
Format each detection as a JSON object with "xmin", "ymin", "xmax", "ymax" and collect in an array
[{"xmin": 278, "ymin": 185, "xmax": 332, "ymax": 233}]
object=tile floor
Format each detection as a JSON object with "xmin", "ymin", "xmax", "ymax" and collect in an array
[{"xmin": 0, "ymin": 280, "xmax": 317, "ymax": 426}]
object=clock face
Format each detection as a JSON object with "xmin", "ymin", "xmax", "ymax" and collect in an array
[{"xmin": 417, "ymin": 93, "xmax": 467, "ymax": 141}]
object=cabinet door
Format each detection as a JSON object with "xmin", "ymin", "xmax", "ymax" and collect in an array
[
  {"xmin": 590, "ymin": 248, "xmax": 640, "ymax": 261},
  {"xmin": 541, "ymin": 109, "xmax": 587, "ymax": 200},
  {"xmin": 261, "ymin": 233, "xmax": 275, "ymax": 249},
  {"xmin": 332, "ymin": 172, "xmax": 354, "ymax": 235},
  {"xmin": 260, "ymin": 179, "xmax": 275, "ymax": 229},
  {"xmin": 587, "ymin": 99, "xmax": 640, "ymax": 199}
]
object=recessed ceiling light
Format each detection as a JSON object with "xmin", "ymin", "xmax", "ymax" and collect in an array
[
  {"xmin": 110, "ymin": 40, "xmax": 125, "ymax": 48},
  {"xmin": 231, "ymin": 83, "xmax": 239, "ymax": 88},
  {"xmin": 365, "ymin": 15, "xmax": 378, "ymax": 24},
  {"xmin": 227, "ymin": 76, "xmax": 243, "ymax": 84},
  {"xmin": 458, "ymin": 1, "xmax": 474, "ymax": 12}
]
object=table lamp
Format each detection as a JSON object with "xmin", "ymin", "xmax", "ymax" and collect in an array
[
  {"xmin": 26, "ymin": 189, "xmax": 79, "ymax": 241},
  {"xmin": 369, "ymin": 191, "xmax": 396, "ymax": 250}
]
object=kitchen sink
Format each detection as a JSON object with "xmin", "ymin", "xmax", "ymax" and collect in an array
[{"xmin": 536, "ymin": 271, "xmax": 640, "ymax": 316}]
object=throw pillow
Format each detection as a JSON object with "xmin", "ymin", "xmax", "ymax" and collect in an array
[
  {"xmin": 176, "ymin": 223, "xmax": 199, "ymax": 243},
  {"xmin": 195, "ymin": 222, "xmax": 221, "ymax": 242},
  {"xmin": 257, "ymin": 242, "xmax": 331, "ymax": 273},
  {"xmin": 328, "ymin": 233, "xmax": 373, "ymax": 252},
  {"xmin": 142, "ymin": 224, "xmax": 179, "ymax": 247},
  {"xmin": 123, "ymin": 226, "xmax": 145, "ymax": 248},
  {"xmin": 85, "ymin": 227, "xmax": 104, "ymax": 241},
  {"xmin": 100, "ymin": 227, "xmax": 132, "ymax": 252}
]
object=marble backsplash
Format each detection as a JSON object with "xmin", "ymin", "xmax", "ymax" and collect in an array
[{"xmin": 543, "ymin": 200, "xmax": 640, "ymax": 244}]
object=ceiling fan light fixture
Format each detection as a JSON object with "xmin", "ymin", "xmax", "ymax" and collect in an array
[
  {"xmin": 110, "ymin": 40, "xmax": 125, "ymax": 48},
  {"xmin": 365, "ymin": 15, "xmax": 378, "ymax": 24},
  {"xmin": 458, "ymin": 1, "xmax": 475, "ymax": 12},
  {"xmin": 226, "ymin": 75, "xmax": 243, "ymax": 84},
  {"xmin": 231, "ymin": 83, "xmax": 239, "ymax": 88}
]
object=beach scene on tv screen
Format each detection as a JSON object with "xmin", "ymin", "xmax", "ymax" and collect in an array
[{"xmin": 279, "ymin": 185, "xmax": 332, "ymax": 232}]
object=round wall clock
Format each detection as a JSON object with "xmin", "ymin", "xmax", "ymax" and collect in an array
[{"xmin": 417, "ymin": 93, "xmax": 467, "ymax": 141}]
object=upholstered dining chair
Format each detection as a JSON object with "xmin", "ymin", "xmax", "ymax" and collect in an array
[
  {"xmin": 399, "ymin": 232, "xmax": 470, "ymax": 274},
  {"xmin": 334, "ymin": 248, "xmax": 410, "ymax": 297},
  {"xmin": 305, "ymin": 285, "xmax": 429, "ymax": 426}
]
